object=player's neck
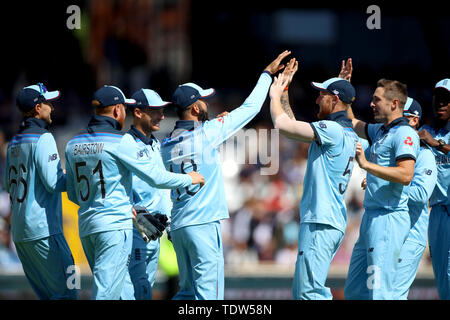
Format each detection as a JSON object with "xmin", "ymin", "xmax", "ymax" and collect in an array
[
  {"xmin": 133, "ymin": 122, "xmax": 152, "ymax": 137},
  {"xmin": 384, "ymin": 112, "xmax": 403, "ymax": 126}
]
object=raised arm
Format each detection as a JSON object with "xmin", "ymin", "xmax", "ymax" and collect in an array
[
  {"xmin": 270, "ymin": 71, "xmax": 315, "ymax": 142},
  {"xmin": 279, "ymin": 58, "xmax": 298, "ymax": 120},
  {"xmin": 338, "ymin": 58, "xmax": 368, "ymax": 139},
  {"xmin": 204, "ymin": 50, "xmax": 292, "ymax": 146}
]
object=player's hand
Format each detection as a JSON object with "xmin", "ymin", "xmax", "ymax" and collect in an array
[
  {"xmin": 269, "ymin": 73, "xmax": 290, "ymax": 100},
  {"xmin": 355, "ymin": 142, "xmax": 368, "ymax": 169},
  {"xmin": 361, "ymin": 178, "xmax": 367, "ymax": 190},
  {"xmin": 264, "ymin": 50, "xmax": 291, "ymax": 75},
  {"xmin": 188, "ymin": 171, "xmax": 205, "ymax": 187},
  {"xmin": 338, "ymin": 58, "xmax": 353, "ymax": 82},
  {"xmin": 282, "ymin": 58, "xmax": 299, "ymax": 86},
  {"xmin": 132, "ymin": 207, "xmax": 137, "ymax": 220},
  {"xmin": 216, "ymin": 111, "xmax": 229, "ymax": 118},
  {"xmin": 418, "ymin": 129, "xmax": 439, "ymax": 147}
]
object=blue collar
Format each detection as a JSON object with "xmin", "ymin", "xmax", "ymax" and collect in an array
[
  {"xmin": 324, "ymin": 110, "xmax": 353, "ymax": 128},
  {"xmin": 381, "ymin": 117, "xmax": 410, "ymax": 133},
  {"xmin": 87, "ymin": 115, "xmax": 122, "ymax": 132},
  {"xmin": 19, "ymin": 117, "xmax": 49, "ymax": 133},
  {"xmin": 174, "ymin": 120, "xmax": 198, "ymax": 131},
  {"xmin": 127, "ymin": 125, "xmax": 155, "ymax": 146}
]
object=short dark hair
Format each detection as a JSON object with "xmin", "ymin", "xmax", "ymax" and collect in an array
[{"xmin": 376, "ymin": 79, "xmax": 408, "ymax": 108}]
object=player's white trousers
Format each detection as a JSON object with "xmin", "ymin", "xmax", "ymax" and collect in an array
[
  {"xmin": 15, "ymin": 233, "xmax": 77, "ymax": 300},
  {"xmin": 171, "ymin": 221, "xmax": 224, "ymax": 300},
  {"xmin": 428, "ymin": 204, "xmax": 450, "ymax": 300},
  {"xmin": 344, "ymin": 208, "xmax": 410, "ymax": 299},
  {"xmin": 81, "ymin": 229, "xmax": 133, "ymax": 300},
  {"xmin": 292, "ymin": 222, "xmax": 344, "ymax": 300}
]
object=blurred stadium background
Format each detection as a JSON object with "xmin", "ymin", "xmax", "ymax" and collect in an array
[{"xmin": 0, "ymin": 0, "xmax": 448, "ymax": 299}]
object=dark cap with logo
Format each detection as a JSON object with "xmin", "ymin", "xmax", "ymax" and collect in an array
[
  {"xmin": 172, "ymin": 83, "xmax": 215, "ymax": 110},
  {"xmin": 93, "ymin": 85, "xmax": 136, "ymax": 107},
  {"xmin": 16, "ymin": 83, "xmax": 60, "ymax": 113},
  {"xmin": 311, "ymin": 77, "xmax": 356, "ymax": 104}
]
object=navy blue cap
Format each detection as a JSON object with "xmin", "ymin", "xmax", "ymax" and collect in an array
[
  {"xmin": 130, "ymin": 89, "xmax": 171, "ymax": 109},
  {"xmin": 172, "ymin": 83, "xmax": 215, "ymax": 110},
  {"xmin": 311, "ymin": 77, "xmax": 356, "ymax": 104},
  {"xmin": 93, "ymin": 85, "xmax": 136, "ymax": 107},
  {"xmin": 16, "ymin": 83, "xmax": 60, "ymax": 113},
  {"xmin": 403, "ymin": 97, "xmax": 422, "ymax": 120}
]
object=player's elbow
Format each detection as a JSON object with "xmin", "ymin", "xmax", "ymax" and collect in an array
[{"xmin": 400, "ymin": 173, "xmax": 414, "ymax": 186}]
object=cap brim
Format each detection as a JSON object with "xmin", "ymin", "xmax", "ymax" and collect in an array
[
  {"xmin": 125, "ymin": 98, "xmax": 136, "ymax": 104},
  {"xmin": 403, "ymin": 112, "xmax": 420, "ymax": 118},
  {"xmin": 199, "ymin": 88, "xmax": 215, "ymax": 98},
  {"xmin": 42, "ymin": 90, "xmax": 60, "ymax": 101},
  {"xmin": 148, "ymin": 101, "xmax": 172, "ymax": 109},
  {"xmin": 434, "ymin": 86, "xmax": 450, "ymax": 92},
  {"xmin": 311, "ymin": 82, "xmax": 328, "ymax": 91}
]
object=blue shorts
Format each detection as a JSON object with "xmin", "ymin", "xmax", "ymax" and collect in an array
[
  {"xmin": 121, "ymin": 228, "xmax": 160, "ymax": 300},
  {"xmin": 171, "ymin": 221, "xmax": 224, "ymax": 300},
  {"xmin": 428, "ymin": 204, "xmax": 450, "ymax": 300},
  {"xmin": 292, "ymin": 222, "xmax": 344, "ymax": 300},
  {"xmin": 393, "ymin": 239, "xmax": 426, "ymax": 300},
  {"xmin": 15, "ymin": 233, "xmax": 77, "ymax": 300},
  {"xmin": 81, "ymin": 229, "xmax": 132, "ymax": 300},
  {"xmin": 344, "ymin": 208, "xmax": 410, "ymax": 300}
]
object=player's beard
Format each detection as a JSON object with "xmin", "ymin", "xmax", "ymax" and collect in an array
[{"xmin": 198, "ymin": 108, "xmax": 209, "ymax": 122}]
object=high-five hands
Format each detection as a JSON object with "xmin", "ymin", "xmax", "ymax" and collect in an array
[
  {"xmin": 339, "ymin": 58, "xmax": 353, "ymax": 82},
  {"xmin": 264, "ymin": 50, "xmax": 291, "ymax": 75},
  {"xmin": 270, "ymin": 73, "xmax": 290, "ymax": 101},
  {"xmin": 282, "ymin": 58, "xmax": 299, "ymax": 86}
]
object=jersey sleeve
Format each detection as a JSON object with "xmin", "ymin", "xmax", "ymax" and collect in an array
[
  {"xmin": 202, "ymin": 72, "xmax": 272, "ymax": 147},
  {"xmin": 393, "ymin": 126, "xmax": 420, "ymax": 161},
  {"xmin": 310, "ymin": 120, "xmax": 343, "ymax": 148},
  {"xmin": 366, "ymin": 123, "xmax": 382, "ymax": 146},
  {"xmin": 115, "ymin": 134, "xmax": 192, "ymax": 189},
  {"xmin": 64, "ymin": 149, "xmax": 78, "ymax": 205},
  {"xmin": 408, "ymin": 149, "xmax": 437, "ymax": 205},
  {"xmin": 34, "ymin": 133, "xmax": 66, "ymax": 193}
]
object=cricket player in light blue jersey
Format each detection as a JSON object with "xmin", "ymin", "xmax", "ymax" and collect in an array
[
  {"xmin": 5, "ymin": 83, "xmax": 77, "ymax": 299},
  {"xmin": 160, "ymin": 51, "xmax": 291, "ymax": 300},
  {"xmin": 391, "ymin": 98, "xmax": 437, "ymax": 299},
  {"xmin": 344, "ymin": 77, "xmax": 419, "ymax": 300},
  {"xmin": 120, "ymin": 88, "xmax": 173, "ymax": 300},
  {"xmin": 65, "ymin": 85, "xmax": 204, "ymax": 300},
  {"xmin": 418, "ymin": 79, "xmax": 450, "ymax": 299},
  {"xmin": 269, "ymin": 59, "xmax": 359, "ymax": 300}
]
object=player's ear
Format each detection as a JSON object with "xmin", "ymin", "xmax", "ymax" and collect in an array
[
  {"xmin": 191, "ymin": 102, "xmax": 200, "ymax": 115},
  {"xmin": 133, "ymin": 107, "xmax": 142, "ymax": 119},
  {"xmin": 392, "ymin": 98, "xmax": 399, "ymax": 111}
]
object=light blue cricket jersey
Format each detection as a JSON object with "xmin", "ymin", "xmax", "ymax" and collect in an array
[
  {"xmin": 364, "ymin": 117, "xmax": 420, "ymax": 211},
  {"xmin": 420, "ymin": 123, "xmax": 450, "ymax": 207},
  {"xmin": 161, "ymin": 71, "xmax": 272, "ymax": 231},
  {"xmin": 5, "ymin": 118, "xmax": 66, "ymax": 243},
  {"xmin": 65, "ymin": 115, "xmax": 192, "ymax": 238},
  {"xmin": 127, "ymin": 126, "xmax": 171, "ymax": 216},
  {"xmin": 300, "ymin": 111, "xmax": 359, "ymax": 233},
  {"xmin": 406, "ymin": 145, "xmax": 437, "ymax": 246}
]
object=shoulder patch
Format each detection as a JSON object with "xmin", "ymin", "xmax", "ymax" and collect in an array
[{"xmin": 404, "ymin": 136, "xmax": 413, "ymax": 146}]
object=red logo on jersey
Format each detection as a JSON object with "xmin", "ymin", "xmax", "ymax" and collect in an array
[
  {"xmin": 218, "ymin": 117, "xmax": 224, "ymax": 123},
  {"xmin": 404, "ymin": 137, "xmax": 413, "ymax": 146}
]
